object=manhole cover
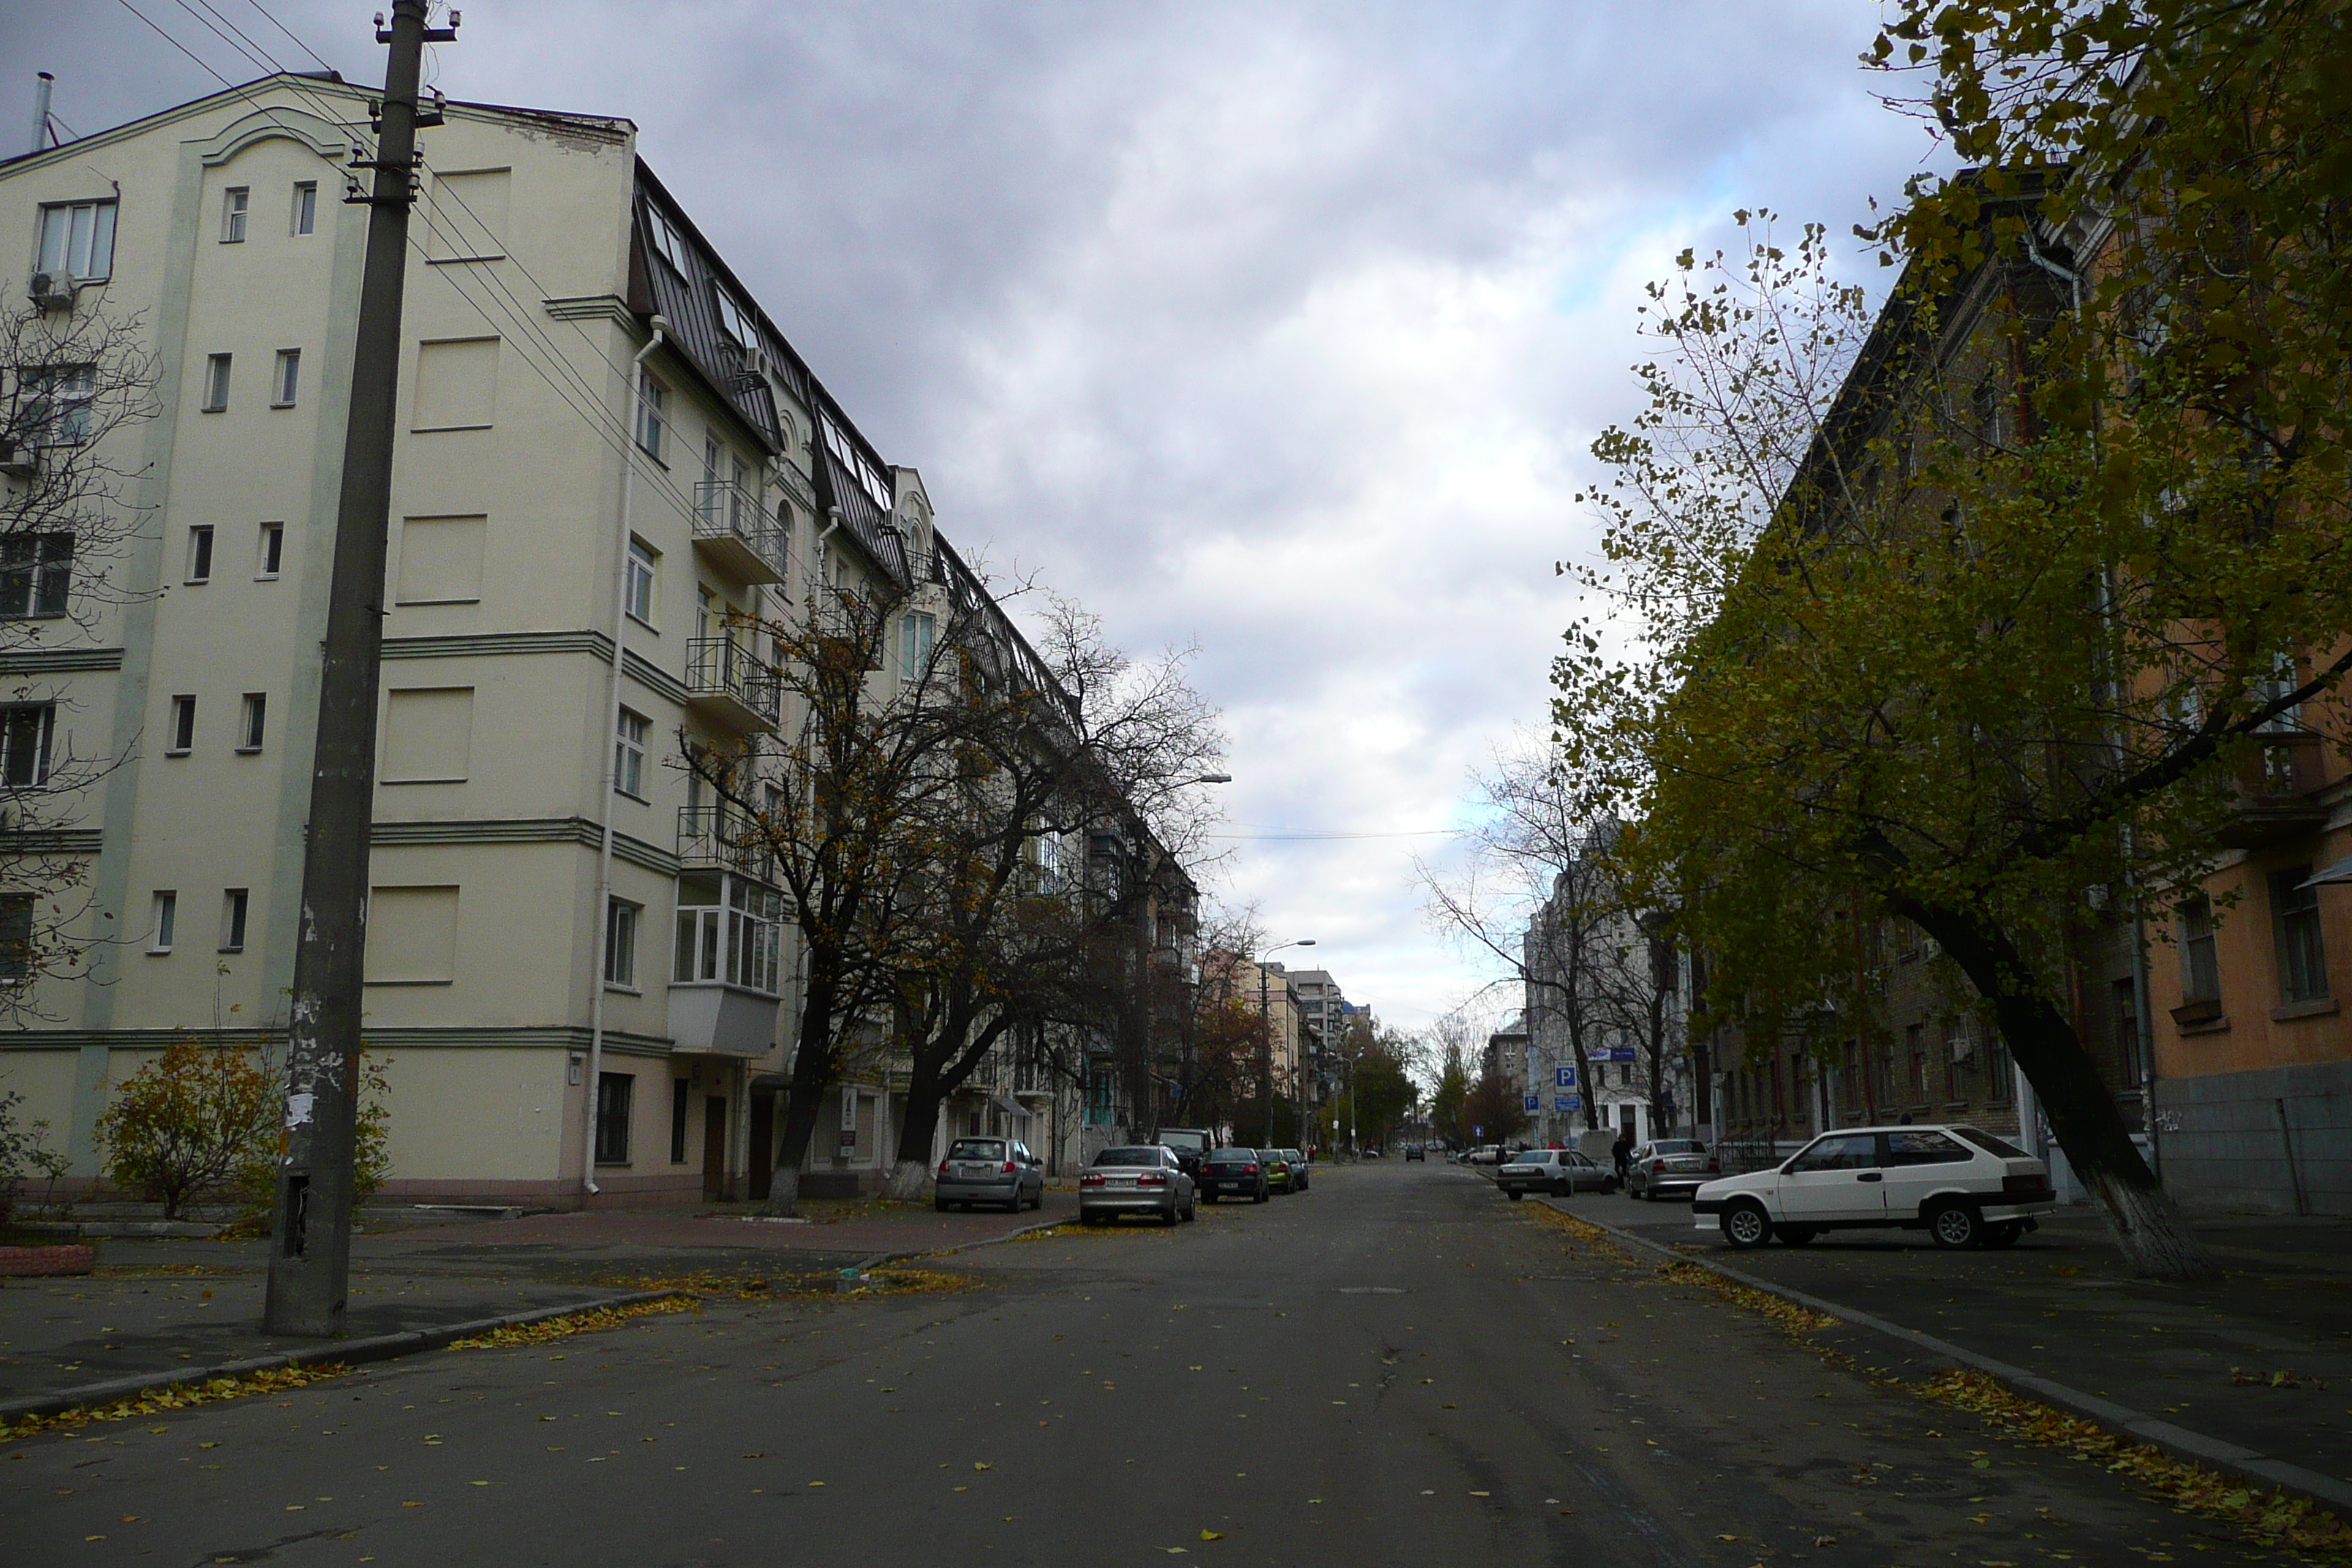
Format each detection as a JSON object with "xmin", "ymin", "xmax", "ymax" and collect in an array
[{"xmin": 1338, "ymin": 1286, "xmax": 1407, "ymax": 1295}]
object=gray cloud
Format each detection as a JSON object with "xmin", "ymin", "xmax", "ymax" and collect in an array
[{"xmin": 2, "ymin": 0, "xmax": 1943, "ymax": 1026}]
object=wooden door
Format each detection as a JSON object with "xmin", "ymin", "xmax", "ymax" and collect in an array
[
  {"xmin": 703, "ymin": 1096, "xmax": 728, "ymax": 1201},
  {"xmin": 747, "ymin": 1092, "xmax": 774, "ymax": 1202}
]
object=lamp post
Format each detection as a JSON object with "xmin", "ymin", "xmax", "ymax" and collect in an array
[{"xmin": 1256, "ymin": 939, "xmax": 1314, "ymax": 1147}]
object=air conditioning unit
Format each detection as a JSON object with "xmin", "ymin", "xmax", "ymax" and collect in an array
[
  {"xmin": 733, "ymin": 340, "xmax": 774, "ymax": 386},
  {"xmin": 0, "ymin": 440, "xmax": 34, "ymax": 479},
  {"xmin": 27, "ymin": 271, "xmax": 75, "ymax": 310}
]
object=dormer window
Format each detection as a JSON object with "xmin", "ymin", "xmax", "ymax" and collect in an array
[
  {"xmin": 715, "ymin": 286, "xmax": 754, "ymax": 346},
  {"xmin": 642, "ymin": 200, "xmax": 687, "ymax": 273}
]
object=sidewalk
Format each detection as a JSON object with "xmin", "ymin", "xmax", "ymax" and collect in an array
[
  {"xmin": 0, "ymin": 1193, "xmax": 1072, "ymax": 1417},
  {"xmin": 1538, "ymin": 1184, "xmax": 2352, "ymax": 1507}
]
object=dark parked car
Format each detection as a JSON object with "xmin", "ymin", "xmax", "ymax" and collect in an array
[
  {"xmin": 1276, "ymin": 1149, "xmax": 1308, "ymax": 1191},
  {"xmin": 1154, "ymin": 1127, "xmax": 1215, "ymax": 1181},
  {"xmin": 935, "ymin": 1137, "xmax": 1046, "ymax": 1213},
  {"xmin": 1200, "ymin": 1146, "xmax": 1270, "ymax": 1203},
  {"xmin": 1626, "ymin": 1139, "xmax": 1717, "ymax": 1201},
  {"xmin": 1404, "ymin": 1142, "xmax": 1425, "ymax": 1161},
  {"xmin": 1079, "ymin": 1145, "xmax": 1196, "ymax": 1226}
]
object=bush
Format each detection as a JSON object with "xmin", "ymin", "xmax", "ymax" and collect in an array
[
  {"xmin": 232, "ymin": 1054, "xmax": 392, "ymax": 1224},
  {"xmin": 95, "ymin": 1037, "xmax": 278, "ymax": 1221},
  {"xmin": 0, "ymin": 1088, "xmax": 67, "ymax": 1229}
]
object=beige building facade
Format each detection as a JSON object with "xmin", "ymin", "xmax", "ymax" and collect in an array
[{"xmin": 0, "ymin": 74, "xmax": 1006, "ymax": 1205}]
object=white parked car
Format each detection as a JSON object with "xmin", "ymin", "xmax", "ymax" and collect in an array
[{"xmin": 1692, "ymin": 1125, "xmax": 2056, "ymax": 1250}]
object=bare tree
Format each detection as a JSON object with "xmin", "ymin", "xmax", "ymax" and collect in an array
[{"xmin": 1, "ymin": 301, "xmax": 159, "ymax": 1014}]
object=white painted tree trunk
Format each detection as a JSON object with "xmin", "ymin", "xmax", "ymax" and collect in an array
[
  {"xmin": 883, "ymin": 1158, "xmax": 932, "ymax": 1204},
  {"xmin": 2084, "ymin": 1169, "xmax": 2220, "ymax": 1281},
  {"xmin": 764, "ymin": 1164, "xmax": 799, "ymax": 1218}
]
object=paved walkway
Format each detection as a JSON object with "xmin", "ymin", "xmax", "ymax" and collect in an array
[
  {"xmin": 0, "ymin": 1194, "xmax": 1074, "ymax": 1411},
  {"xmin": 1538, "ymin": 1183, "xmax": 2352, "ymax": 1498}
]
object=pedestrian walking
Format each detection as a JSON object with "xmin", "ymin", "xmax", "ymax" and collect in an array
[{"xmin": 1611, "ymin": 1130, "xmax": 1633, "ymax": 1186}]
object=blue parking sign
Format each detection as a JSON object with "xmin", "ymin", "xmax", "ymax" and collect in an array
[
  {"xmin": 1554, "ymin": 1065, "xmax": 1578, "ymax": 1088},
  {"xmin": 1553, "ymin": 1094, "xmax": 1581, "ymax": 1111},
  {"xmin": 1523, "ymin": 1094, "xmax": 1540, "ymax": 1112}
]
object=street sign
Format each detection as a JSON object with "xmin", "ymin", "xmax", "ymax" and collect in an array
[
  {"xmin": 1553, "ymin": 1094, "xmax": 1581, "ymax": 1111},
  {"xmin": 1472, "ymin": 1124, "xmax": 1483, "ymax": 1137},
  {"xmin": 1603, "ymin": 1047, "xmax": 1636, "ymax": 1062},
  {"xmin": 1523, "ymin": 1095, "xmax": 1540, "ymax": 1112},
  {"xmin": 1553, "ymin": 1065, "xmax": 1578, "ymax": 1088}
]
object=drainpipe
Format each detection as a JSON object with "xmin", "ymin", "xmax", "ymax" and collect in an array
[{"xmin": 582, "ymin": 315, "xmax": 667, "ymax": 1199}]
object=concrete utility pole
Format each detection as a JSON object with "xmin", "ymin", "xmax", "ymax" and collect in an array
[{"xmin": 265, "ymin": 0, "xmax": 456, "ymax": 1338}]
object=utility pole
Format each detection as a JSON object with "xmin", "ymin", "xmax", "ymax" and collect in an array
[{"xmin": 265, "ymin": 0, "xmax": 456, "ymax": 1337}]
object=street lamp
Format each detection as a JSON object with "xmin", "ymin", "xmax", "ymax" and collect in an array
[{"xmin": 1256, "ymin": 939, "xmax": 1314, "ymax": 1147}]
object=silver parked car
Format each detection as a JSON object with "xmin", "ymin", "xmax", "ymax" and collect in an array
[
  {"xmin": 1496, "ymin": 1148, "xmax": 1617, "ymax": 1198},
  {"xmin": 933, "ymin": 1137, "xmax": 1046, "ymax": 1213},
  {"xmin": 1079, "ymin": 1145, "xmax": 1197, "ymax": 1226},
  {"xmin": 1625, "ymin": 1139, "xmax": 1717, "ymax": 1200}
]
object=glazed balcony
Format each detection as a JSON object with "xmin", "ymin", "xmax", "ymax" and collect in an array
[{"xmin": 2215, "ymin": 731, "xmax": 2329, "ymax": 850}]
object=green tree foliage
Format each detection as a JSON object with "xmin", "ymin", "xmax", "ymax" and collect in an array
[
  {"xmin": 97, "ymin": 1037, "xmax": 278, "ymax": 1221},
  {"xmin": 1560, "ymin": 1, "xmax": 2352, "ymax": 1279},
  {"xmin": 1428, "ymin": 1039, "xmax": 1470, "ymax": 1145}
]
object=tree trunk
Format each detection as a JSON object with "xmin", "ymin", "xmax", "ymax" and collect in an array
[
  {"xmin": 766, "ymin": 975, "xmax": 841, "ymax": 1217},
  {"xmin": 1903, "ymin": 899, "xmax": 2217, "ymax": 1281},
  {"xmin": 886, "ymin": 1047, "xmax": 948, "ymax": 1203}
]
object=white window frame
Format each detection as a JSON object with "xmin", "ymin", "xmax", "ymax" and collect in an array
[
  {"xmin": 614, "ymin": 707, "xmax": 649, "ymax": 798},
  {"xmin": 167, "ymin": 694, "xmax": 196, "ymax": 755},
  {"xmin": 219, "ymin": 888, "xmax": 249, "ymax": 953},
  {"xmin": 636, "ymin": 377, "xmax": 668, "ymax": 462},
  {"xmin": 624, "ymin": 539, "xmax": 657, "ymax": 626},
  {"xmin": 257, "ymin": 521, "xmax": 284, "ymax": 578},
  {"xmin": 715, "ymin": 286, "xmax": 755, "ymax": 345},
  {"xmin": 203, "ymin": 353, "xmax": 232, "ymax": 412},
  {"xmin": 186, "ymin": 525, "xmax": 214, "ymax": 584},
  {"xmin": 642, "ymin": 202, "xmax": 687, "ymax": 272},
  {"xmin": 0, "ymin": 532, "xmax": 72, "ymax": 619},
  {"xmin": 148, "ymin": 890, "xmax": 178, "ymax": 954},
  {"xmin": 271, "ymin": 348, "xmax": 300, "ymax": 407},
  {"xmin": 0, "ymin": 703, "xmax": 55, "ymax": 788},
  {"xmin": 220, "ymin": 186, "xmax": 249, "ymax": 244},
  {"xmin": 292, "ymin": 181, "xmax": 317, "ymax": 236},
  {"xmin": 900, "ymin": 611, "xmax": 937, "ymax": 685},
  {"xmin": 22, "ymin": 365, "xmax": 94, "ymax": 447},
  {"xmin": 237, "ymin": 692, "xmax": 266, "ymax": 753},
  {"xmin": 37, "ymin": 198, "xmax": 116, "ymax": 281},
  {"xmin": 605, "ymin": 897, "xmax": 641, "ymax": 990}
]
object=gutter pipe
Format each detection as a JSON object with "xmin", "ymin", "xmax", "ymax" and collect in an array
[{"xmin": 582, "ymin": 314, "xmax": 667, "ymax": 1198}]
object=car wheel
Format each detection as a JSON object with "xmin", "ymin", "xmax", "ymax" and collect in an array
[
  {"xmin": 1183, "ymin": 1199, "xmax": 1198, "ymax": 1222},
  {"xmin": 1204, "ymin": 1192, "xmax": 1218, "ymax": 1204},
  {"xmin": 1507, "ymin": 1189, "xmax": 1523, "ymax": 1201},
  {"xmin": 1720, "ymin": 1200, "xmax": 1773, "ymax": 1250},
  {"xmin": 1080, "ymin": 1212, "xmax": 1103, "ymax": 1226},
  {"xmin": 935, "ymin": 1196, "xmax": 950, "ymax": 1213},
  {"xmin": 1984, "ymin": 1219, "xmax": 2024, "ymax": 1248},
  {"xmin": 1254, "ymin": 1188, "xmax": 1267, "ymax": 1204},
  {"xmin": 1775, "ymin": 1225, "xmax": 1820, "ymax": 1246},
  {"xmin": 1929, "ymin": 1201, "xmax": 1983, "ymax": 1248}
]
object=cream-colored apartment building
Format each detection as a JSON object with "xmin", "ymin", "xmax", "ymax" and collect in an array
[{"xmin": 0, "ymin": 72, "xmax": 1000, "ymax": 1205}]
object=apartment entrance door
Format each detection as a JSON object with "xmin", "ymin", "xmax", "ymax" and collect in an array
[
  {"xmin": 703, "ymin": 1096, "xmax": 728, "ymax": 1201},
  {"xmin": 747, "ymin": 1092, "xmax": 774, "ymax": 1202}
]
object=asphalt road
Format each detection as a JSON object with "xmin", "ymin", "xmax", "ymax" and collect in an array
[{"xmin": 2, "ymin": 1162, "xmax": 2282, "ymax": 1566}]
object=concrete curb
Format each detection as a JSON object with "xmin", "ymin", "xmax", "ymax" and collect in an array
[
  {"xmin": 1535, "ymin": 1195, "xmax": 2352, "ymax": 1517},
  {"xmin": 844, "ymin": 1213, "xmax": 1073, "ymax": 1280},
  {"xmin": 0, "ymin": 1289, "xmax": 679, "ymax": 1428}
]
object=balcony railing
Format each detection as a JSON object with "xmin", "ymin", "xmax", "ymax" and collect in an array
[
  {"xmin": 693, "ymin": 478, "xmax": 785, "ymax": 584},
  {"xmin": 677, "ymin": 804, "xmax": 774, "ymax": 879},
  {"xmin": 685, "ymin": 636, "xmax": 780, "ymax": 732},
  {"xmin": 2217, "ymin": 731, "xmax": 2328, "ymax": 849}
]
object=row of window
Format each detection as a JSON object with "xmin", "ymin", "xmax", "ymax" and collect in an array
[
  {"xmin": 2179, "ymin": 865, "xmax": 2331, "ymax": 1011},
  {"xmin": 142, "ymin": 887, "xmax": 250, "ymax": 954},
  {"xmin": 159, "ymin": 692, "xmax": 269, "ymax": 756},
  {"xmin": 594, "ymin": 1068, "xmax": 718, "ymax": 1168},
  {"xmin": 219, "ymin": 181, "xmax": 320, "ymax": 245},
  {"xmin": 199, "ymin": 348, "xmax": 303, "ymax": 412},
  {"xmin": 184, "ymin": 521, "xmax": 288, "ymax": 585}
]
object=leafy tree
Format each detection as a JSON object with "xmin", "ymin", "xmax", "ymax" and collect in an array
[
  {"xmin": 1427, "ymin": 1039, "xmax": 1470, "ymax": 1145},
  {"xmin": 0, "ymin": 1086, "xmax": 66, "ymax": 1228},
  {"xmin": 1460, "ymin": 1059, "xmax": 1529, "ymax": 1147}
]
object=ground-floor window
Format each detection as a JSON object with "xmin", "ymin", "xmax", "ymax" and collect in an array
[{"xmin": 595, "ymin": 1072, "xmax": 633, "ymax": 1164}]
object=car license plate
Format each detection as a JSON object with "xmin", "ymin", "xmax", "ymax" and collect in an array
[
  {"xmin": 1107, "ymin": 1177, "xmax": 1134, "ymax": 1188},
  {"xmin": 954, "ymin": 1164, "xmax": 989, "ymax": 1177}
]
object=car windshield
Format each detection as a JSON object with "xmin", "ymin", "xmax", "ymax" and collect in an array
[
  {"xmin": 1095, "ymin": 1147, "xmax": 1163, "ymax": 1166},
  {"xmin": 1509, "ymin": 1152, "xmax": 1553, "ymax": 1164},
  {"xmin": 1206, "ymin": 1150, "xmax": 1255, "ymax": 1164},
  {"xmin": 1156, "ymin": 1131, "xmax": 1210, "ymax": 1153},
  {"xmin": 1953, "ymin": 1126, "xmax": 2030, "ymax": 1159},
  {"xmin": 946, "ymin": 1140, "xmax": 1005, "ymax": 1161},
  {"xmin": 1257, "ymin": 1150, "xmax": 1286, "ymax": 1161},
  {"xmin": 1652, "ymin": 1139, "xmax": 1705, "ymax": 1154}
]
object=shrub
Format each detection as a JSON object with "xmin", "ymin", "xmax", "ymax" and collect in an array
[{"xmin": 95, "ymin": 1037, "xmax": 277, "ymax": 1221}]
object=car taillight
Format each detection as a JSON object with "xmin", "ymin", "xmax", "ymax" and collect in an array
[
  {"xmin": 1002, "ymin": 1161, "xmax": 1016, "ymax": 1174},
  {"xmin": 1242, "ymin": 1163, "xmax": 1258, "ymax": 1175},
  {"xmin": 1705, "ymin": 1158, "xmax": 1719, "ymax": 1171},
  {"xmin": 1651, "ymin": 1160, "xmax": 1667, "ymax": 1172},
  {"xmin": 1081, "ymin": 1173, "xmax": 1105, "ymax": 1187},
  {"xmin": 2002, "ymin": 1174, "xmax": 2049, "ymax": 1195},
  {"xmin": 938, "ymin": 1161, "xmax": 951, "ymax": 1177},
  {"xmin": 1138, "ymin": 1172, "xmax": 1167, "ymax": 1187}
]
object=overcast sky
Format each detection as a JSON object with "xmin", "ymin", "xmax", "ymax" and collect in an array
[{"xmin": 3, "ymin": 1, "xmax": 1944, "ymax": 1036}]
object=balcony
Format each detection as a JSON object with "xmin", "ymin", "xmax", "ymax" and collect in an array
[
  {"xmin": 692, "ymin": 479, "xmax": 785, "ymax": 584},
  {"xmin": 2216, "ymin": 731, "xmax": 2329, "ymax": 849},
  {"xmin": 677, "ymin": 803, "xmax": 774, "ymax": 880},
  {"xmin": 685, "ymin": 636, "xmax": 780, "ymax": 733}
]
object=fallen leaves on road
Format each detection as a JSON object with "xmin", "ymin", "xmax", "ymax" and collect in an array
[
  {"xmin": 0, "ymin": 1362, "xmax": 350, "ymax": 1444},
  {"xmin": 1201, "ymin": 1529, "xmax": 1224, "ymax": 1539},
  {"xmin": 2231, "ymin": 1368, "xmax": 2329, "ymax": 1391},
  {"xmin": 446, "ymin": 1296, "xmax": 695, "ymax": 1349},
  {"xmin": 1918, "ymin": 1369, "xmax": 2352, "ymax": 1556}
]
